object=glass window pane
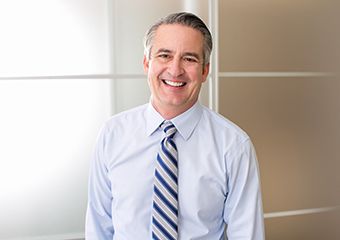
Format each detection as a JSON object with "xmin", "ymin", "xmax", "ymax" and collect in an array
[
  {"xmin": 114, "ymin": 78, "xmax": 150, "ymax": 113},
  {"xmin": 0, "ymin": 79, "xmax": 111, "ymax": 239},
  {"xmin": 113, "ymin": 0, "xmax": 209, "ymax": 74},
  {"xmin": 0, "ymin": 0, "xmax": 110, "ymax": 77}
]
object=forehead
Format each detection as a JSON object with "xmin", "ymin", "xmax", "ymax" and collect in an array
[{"xmin": 152, "ymin": 24, "xmax": 204, "ymax": 55}]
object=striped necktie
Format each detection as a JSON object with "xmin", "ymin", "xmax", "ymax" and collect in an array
[{"xmin": 152, "ymin": 121, "xmax": 178, "ymax": 240}]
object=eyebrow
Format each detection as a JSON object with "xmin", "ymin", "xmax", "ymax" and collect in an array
[
  {"xmin": 155, "ymin": 48, "xmax": 201, "ymax": 60},
  {"xmin": 155, "ymin": 48, "xmax": 172, "ymax": 54}
]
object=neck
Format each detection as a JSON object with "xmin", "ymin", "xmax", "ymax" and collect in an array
[{"xmin": 151, "ymin": 101, "xmax": 197, "ymax": 120}]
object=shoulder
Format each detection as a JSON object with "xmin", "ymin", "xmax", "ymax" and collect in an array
[
  {"xmin": 199, "ymin": 106, "xmax": 258, "ymax": 173},
  {"xmin": 200, "ymin": 105, "xmax": 250, "ymax": 143},
  {"xmin": 102, "ymin": 104, "xmax": 148, "ymax": 133}
]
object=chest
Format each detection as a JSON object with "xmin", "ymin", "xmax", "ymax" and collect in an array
[{"xmin": 106, "ymin": 133, "xmax": 227, "ymax": 217}]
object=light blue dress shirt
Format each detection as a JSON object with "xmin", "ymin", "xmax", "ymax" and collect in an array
[{"xmin": 86, "ymin": 102, "xmax": 265, "ymax": 240}]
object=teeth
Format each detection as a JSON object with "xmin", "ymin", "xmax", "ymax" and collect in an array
[{"xmin": 164, "ymin": 80, "xmax": 185, "ymax": 87}]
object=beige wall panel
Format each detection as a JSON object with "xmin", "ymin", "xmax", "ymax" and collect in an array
[
  {"xmin": 219, "ymin": 0, "xmax": 340, "ymax": 72},
  {"xmin": 265, "ymin": 210, "xmax": 340, "ymax": 240},
  {"xmin": 219, "ymin": 77, "xmax": 340, "ymax": 212}
]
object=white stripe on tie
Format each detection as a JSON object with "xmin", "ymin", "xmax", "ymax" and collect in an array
[{"xmin": 152, "ymin": 121, "xmax": 178, "ymax": 240}]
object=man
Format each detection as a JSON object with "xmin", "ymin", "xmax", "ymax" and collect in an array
[{"xmin": 86, "ymin": 12, "xmax": 264, "ymax": 240}]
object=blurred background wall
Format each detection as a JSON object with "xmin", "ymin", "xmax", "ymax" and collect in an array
[{"xmin": 0, "ymin": 0, "xmax": 339, "ymax": 239}]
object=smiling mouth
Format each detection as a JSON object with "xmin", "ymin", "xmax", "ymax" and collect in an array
[{"xmin": 162, "ymin": 80, "xmax": 186, "ymax": 87}]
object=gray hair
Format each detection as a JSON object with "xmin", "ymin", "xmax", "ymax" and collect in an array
[{"xmin": 143, "ymin": 12, "xmax": 213, "ymax": 65}]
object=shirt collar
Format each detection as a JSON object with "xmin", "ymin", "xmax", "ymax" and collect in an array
[
  {"xmin": 145, "ymin": 103, "xmax": 165, "ymax": 136},
  {"xmin": 145, "ymin": 101, "xmax": 203, "ymax": 141}
]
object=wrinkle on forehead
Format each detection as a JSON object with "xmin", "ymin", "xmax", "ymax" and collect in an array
[{"xmin": 151, "ymin": 24, "xmax": 204, "ymax": 59}]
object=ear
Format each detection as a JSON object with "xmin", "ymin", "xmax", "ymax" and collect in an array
[
  {"xmin": 202, "ymin": 63, "xmax": 210, "ymax": 82},
  {"xmin": 143, "ymin": 55, "xmax": 149, "ymax": 74}
]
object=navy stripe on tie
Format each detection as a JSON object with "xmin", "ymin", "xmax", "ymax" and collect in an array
[
  {"xmin": 157, "ymin": 154, "xmax": 177, "ymax": 183},
  {"xmin": 152, "ymin": 217, "xmax": 176, "ymax": 240},
  {"xmin": 155, "ymin": 170, "xmax": 178, "ymax": 199},
  {"xmin": 152, "ymin": 232, "xmax": 160, "ymax": 240},
  {"xmin": 152, "ymin": 121, "xmax": 178, "ymax": 239},
  {"xmin": 164, "ymin": 124, "xmax": 175, "ymax": 134},
  {"xmin": 161, "ymin": 139, "xmax": 178, "ymax": 167},
  {"xmin": 168, "ymin": 138, "xmax": 177, "ymax": 151},
  {"xmin": 154, "ymin": 202, "xmax": 178, "ymax": 231},
  {"xmin": 154, "ymin": 186, "xmax": 178, "ymax": 215}
]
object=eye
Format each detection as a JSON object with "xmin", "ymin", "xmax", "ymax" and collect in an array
[
  {"xmin": 157, "ymin": 53, "xmax": 171, "ymax": 59},
  {"xmin": 183, "ymin": 56, "xmax": 199, "ymax": 63}
]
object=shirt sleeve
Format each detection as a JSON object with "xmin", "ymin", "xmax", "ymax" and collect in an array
[
  {"xmin": 86, "ymin": 124, "xmax": 114, "ymax": 240},
  {"xmin": 223, "ymin": 138, "xmax": 265, "ymax": 240}
]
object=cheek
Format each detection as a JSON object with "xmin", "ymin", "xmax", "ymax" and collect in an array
[
  {"xmin": 188, "ymin": 65, "xmax": 204, "ymax": 75},
  {"xmin": 187, "ymin": 69, "xmax": 205, "ymax": 83},
  {"xmin": 148, "ymin": 62, "xmax": 164, "ymax": 76}
]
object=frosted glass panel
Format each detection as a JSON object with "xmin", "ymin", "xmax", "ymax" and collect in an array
[
  {"xmin": 114, "ymin": 0, "xmax": 183, "ymax": 74},
  {"xmin": 113, "ymin": 0, "xmax": 209, "ymax": 74},
  {"xmin": 114, "ymin": 78, "xmax": 150, "ymax": 113},
  {"xmin": 0, "ymin": 79, "xmax": 111, "ymax": 239},
  {"xmin": 0, "ymin": 0, "xmax": 110, "ymax": 77}
]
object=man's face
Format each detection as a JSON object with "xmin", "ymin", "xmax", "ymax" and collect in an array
[{"xmin": 143, "ymin": 24, "xmax": 209, "ymax": 118}]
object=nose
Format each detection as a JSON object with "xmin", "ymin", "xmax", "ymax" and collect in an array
[{"xmin": 167, "ymin": 58, "xmax": 184, "ymax": 77}]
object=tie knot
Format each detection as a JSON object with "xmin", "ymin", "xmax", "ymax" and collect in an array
[{"xmin": 161, "ymin": 121, "xmax": 177, "ymax": 139}]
